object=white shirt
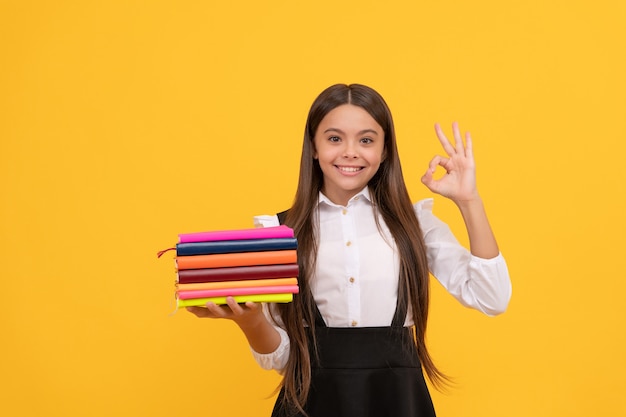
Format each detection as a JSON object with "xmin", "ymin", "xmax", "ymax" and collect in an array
[{"xmin": 252, "ymin": 187, "xmax": 512, "ymax": 371}]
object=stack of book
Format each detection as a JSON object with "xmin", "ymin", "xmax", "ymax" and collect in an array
[{"xmin": 160, "ymin": 225, "xmax": 299, "ymax": 309}]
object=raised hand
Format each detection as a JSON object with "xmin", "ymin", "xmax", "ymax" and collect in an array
[
  {"xmin": 421, "ymin": 122, "xmax": 500, "ymax": 258},
  {"xmin": 421, "ymin": 122, "xmax": 479, "ymax": 204}
]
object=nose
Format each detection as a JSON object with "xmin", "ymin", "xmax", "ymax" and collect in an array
[{"xmin": 343, "ymin": 141, "xmax": 358, "ymax": 158}]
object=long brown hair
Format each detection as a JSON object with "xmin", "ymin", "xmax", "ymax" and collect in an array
[{"xmin": 274, "ymin": 84, "xmax": 448, "ymax": 414}]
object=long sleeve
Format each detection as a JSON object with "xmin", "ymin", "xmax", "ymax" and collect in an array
[
  {"xmin": 415, "ymin": 198, "xmax": 512, "ymax": 316},
  {"xmin": 249, "ymin": 302, "xmax": 291, "ymax": 371}
]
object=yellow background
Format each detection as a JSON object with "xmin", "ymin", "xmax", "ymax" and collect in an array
[{"xmin": 1, "ymin": 1, "xmax": 624, "ymax": 416}]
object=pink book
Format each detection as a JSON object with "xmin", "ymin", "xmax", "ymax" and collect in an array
[
  {"xmin": 178, "ymin": 225, "xmax": 294, "ymax": 243},
  {"xmin": 177, "ymin": 285, "xmax": 299, "ymax": 300}
]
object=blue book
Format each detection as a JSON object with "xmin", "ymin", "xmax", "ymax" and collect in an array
[{"xmin": 176, "ymin": 237, "xmax": 298, "ymax": 256}]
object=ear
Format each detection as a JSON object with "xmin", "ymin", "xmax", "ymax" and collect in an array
[{"xmin": 311, "ymin": 141, "xmax": 318, "ymax": 159}]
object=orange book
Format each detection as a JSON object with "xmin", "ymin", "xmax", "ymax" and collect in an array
[{"xmin": 175, "ymin": 250, "xmax": 297, "ymax": 270}]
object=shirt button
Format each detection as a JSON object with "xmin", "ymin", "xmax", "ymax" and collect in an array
[
  {"xmin": 346, "ymin": 241, "xmax": 352, "ymax": 247},
  {"xmin": 354, "ymin": 196, "xmax": 359, "ymax": 201},
  {"xmin": 351, "ymin": 320, "xmax": 358, "ymax": 327},
  {"xmin": 342, "ymin": 209, "xmax": 347, "ymax": 215},
  {"xmin": 349, "ymin": 277, "xmax": 355, "ymax": 283}
]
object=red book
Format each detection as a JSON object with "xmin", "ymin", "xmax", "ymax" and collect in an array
[{"xmin": 176, "ymin": 264, "xmax": 300, "ymax": 284}]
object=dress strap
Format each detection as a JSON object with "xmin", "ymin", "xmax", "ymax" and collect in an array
[
  {"xmin": 277, "ymin": 209, "xmax": 289, "ymax": 225},
  {"xmin": 391, "ymin": 284, "xmax": 409, "ymax": 328},
  {"xmin": 314, "ymin": 303, "xmax": 326, "ymax": 327}
]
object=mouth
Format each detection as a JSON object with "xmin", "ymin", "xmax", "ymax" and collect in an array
[{"xmin": 336, "ymin": 165, "xmax": 364, "ymax": 173}]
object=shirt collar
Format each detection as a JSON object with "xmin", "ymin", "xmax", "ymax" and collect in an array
[{"xmin": 318, "ymin": 186, "xmax": 373, "ymax": 207}]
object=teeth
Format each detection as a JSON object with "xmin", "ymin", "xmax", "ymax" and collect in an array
[{"xmin": 339, "ymin": 166, "xmax": 361, "ymax": 172}]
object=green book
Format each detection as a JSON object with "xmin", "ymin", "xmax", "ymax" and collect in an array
[{"xmin": 177, "ymin": 293, "xmax": 293, "ymax": 308}]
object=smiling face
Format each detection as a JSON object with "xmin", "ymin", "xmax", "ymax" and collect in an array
[{"xmin": 313, "ymin": 104, "xmax": 386, "ymax": 206}]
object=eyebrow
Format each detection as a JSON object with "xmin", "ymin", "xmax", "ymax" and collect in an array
[{"xmin": 323, "ymin": 128, "xmax": 380, "ymax": 135}]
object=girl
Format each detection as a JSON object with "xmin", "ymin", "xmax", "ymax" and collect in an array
[{"xmin": 187, "ymin": 84, "xmax": 512, "ymax": 417}]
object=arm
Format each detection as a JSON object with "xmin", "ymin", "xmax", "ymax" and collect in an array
[
  {"xmin": 421, "ymin": 122, "xmax": 499, "ymax": 259},
  {"xmin": 415, "ymin": 198, "xmax": 511, "ymax": 316},
  {"xmin": 419, "ymin": 123, "xmax": 511, "ymax": 315}
]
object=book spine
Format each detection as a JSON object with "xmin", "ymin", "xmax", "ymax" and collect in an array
[
  {"xmin": 175, "ymin": 250, "xmax": 297, "ymax": 270},
  {"xmin": 176, "ymin": 238, "xmax": 297, "ymax": 256},
  {"xmin": 176, "ymin": 277, "xmax": 298, "ymax": 291},
  {"xmin": 178, "ymin": 225, "xmax": 294, "ymax": 243},
  {"xmin": 177, "ymin": 293, "xmax": 294, "ymax": 307},
  {"xmin": 177, "ymin": 285, "xmax": 299, "ymax": 300},
  {"xmin": 176, "ymin": 264, "xmax": 300, "ymax": 284}
]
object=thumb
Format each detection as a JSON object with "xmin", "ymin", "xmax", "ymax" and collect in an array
[{"xmin": 421, "ymin": 168, "xmax": 436, "ymax": 191}]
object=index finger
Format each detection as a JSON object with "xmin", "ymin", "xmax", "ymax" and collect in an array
[
  {"xmin": 464, "ymin": 131, "xmax": 473, "ymax": 161},
  {"xmin": 451, "ymin": 122, "xmax": 467, "ymax": 157},
  {"xmin": 434, "ymin": 123, "xmax": 457, "ymax": 156}
]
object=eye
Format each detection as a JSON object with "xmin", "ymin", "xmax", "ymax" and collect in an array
[
  {"xmin": 360, "ymin": 137, "xmax": 373, "ymax": 144},
  {"xmin": 329, "ymin": 136, "xmax": 341, "ymax": 143}
]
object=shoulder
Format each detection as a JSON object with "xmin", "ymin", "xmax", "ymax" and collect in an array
[
  {"xmin": 413, "ymin": 198, "xmax": 434, "ymax": 216},
  {"xmin": 412, "ymin": 198, "xmax": 448, "ymax": 233},
  {"xmin": 253, "ymin": 214, "xmax": 280, "ymax": 228}
]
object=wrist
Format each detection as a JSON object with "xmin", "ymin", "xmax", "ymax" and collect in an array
[
  {"xmin": 235, "ymin": 312, "xmax": 267, "ymax": 331},
  {"xmin": 453, "ymin": 193, "xmax": 483, "ymax": 211}
]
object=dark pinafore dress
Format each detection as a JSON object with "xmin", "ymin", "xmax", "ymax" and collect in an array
[{"xmin": 270, "ymin": 300, "xmax": 436, "ymax": 417}]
